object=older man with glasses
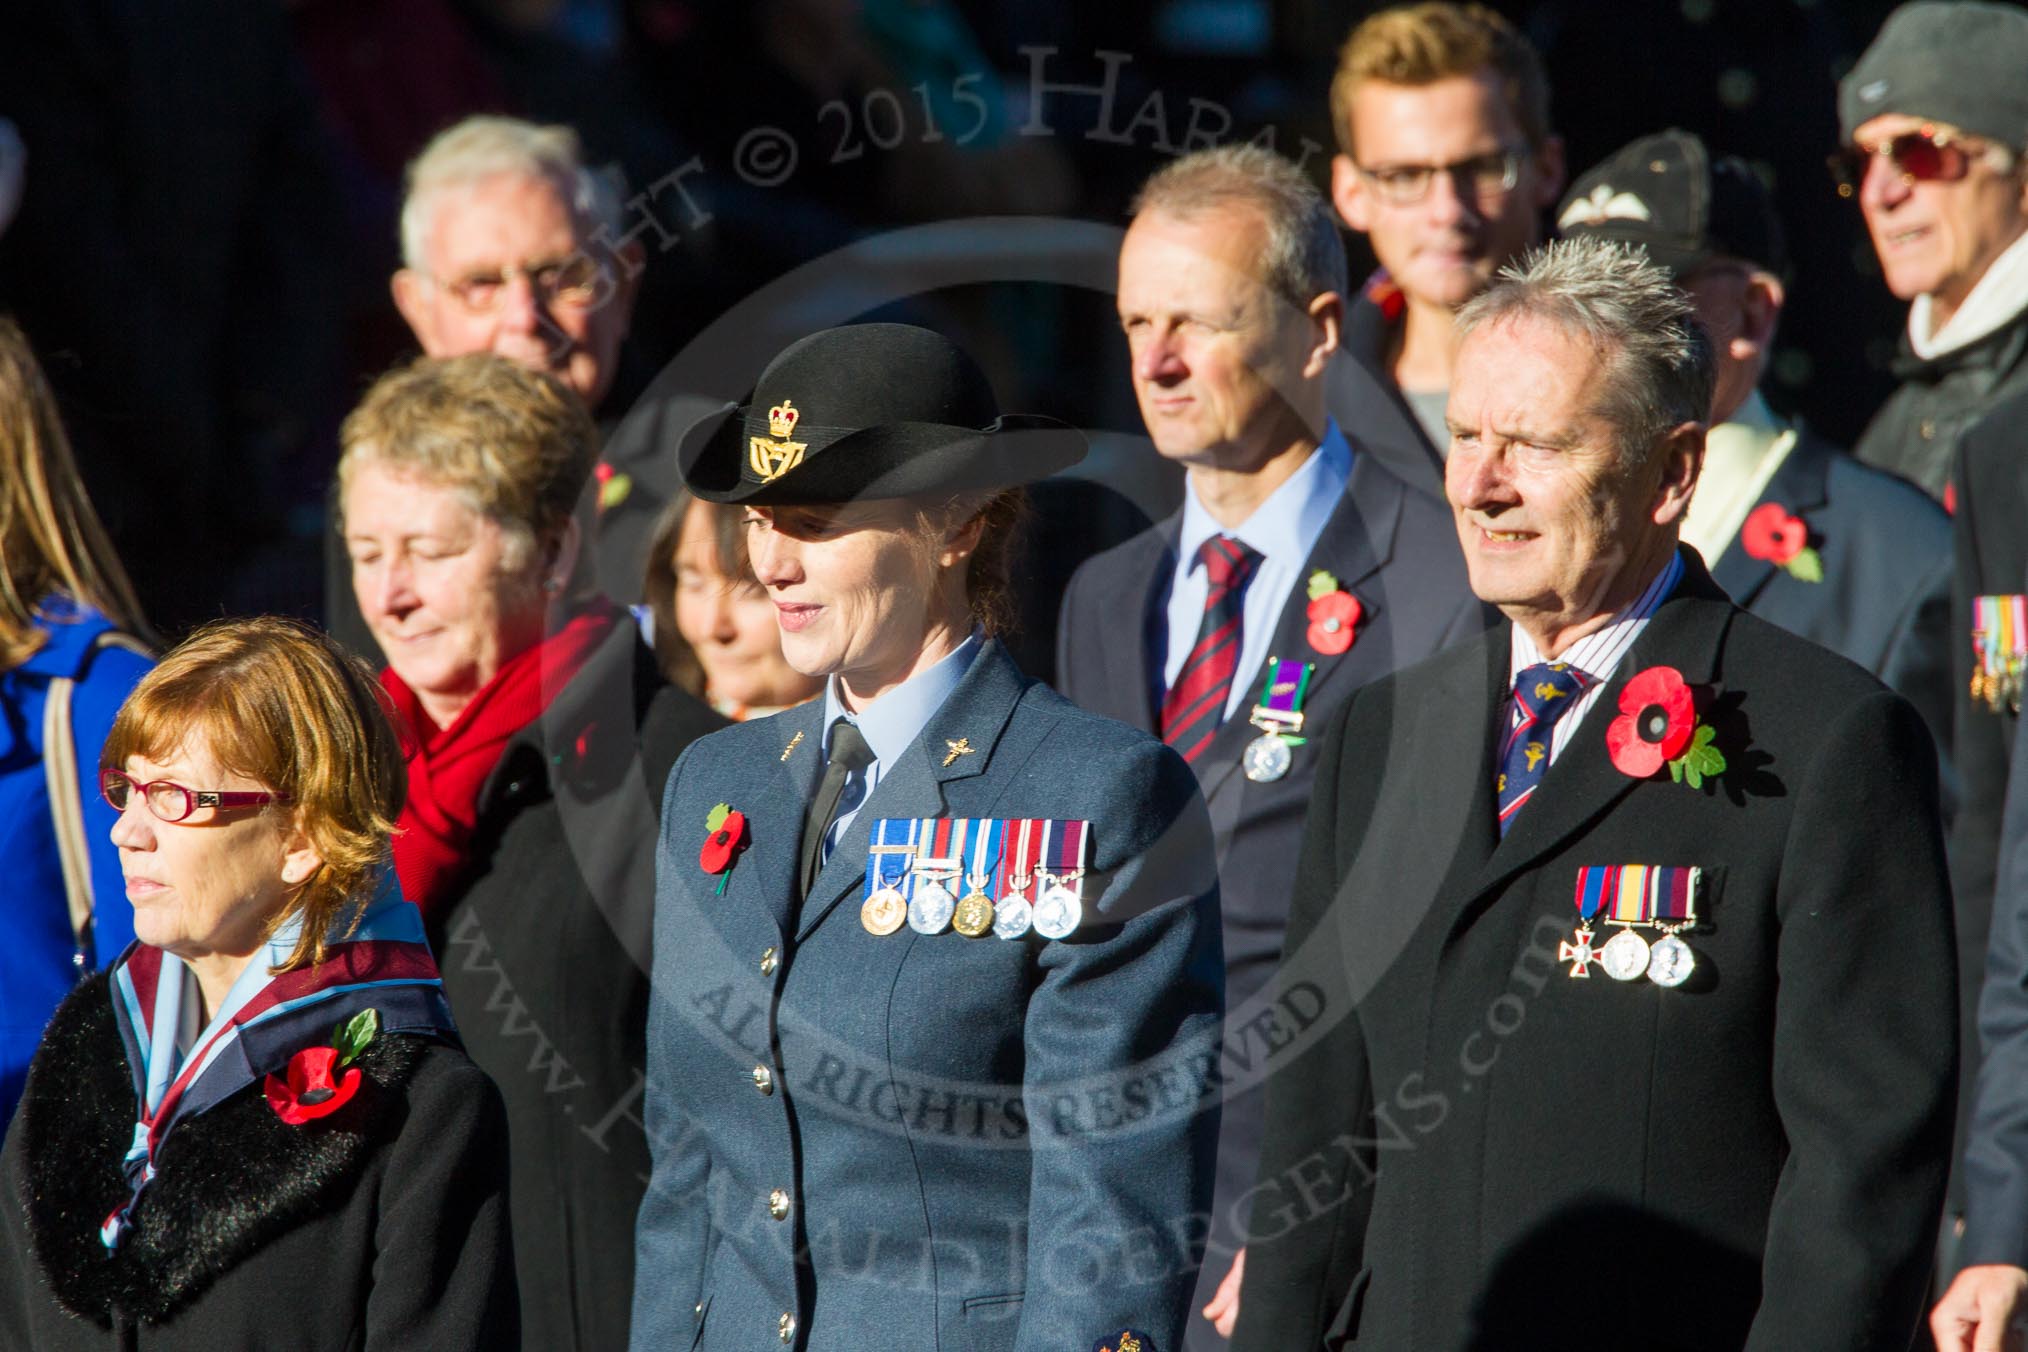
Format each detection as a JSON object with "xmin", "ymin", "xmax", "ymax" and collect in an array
[
  {"xmin": 1322, "ymin": 1, "xmax": 1565, "ymax": 500},
  {"xmin": 1838, "ymin": 1, "xmax": 2028, "ymax": 505}
]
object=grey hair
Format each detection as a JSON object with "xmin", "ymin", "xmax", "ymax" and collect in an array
[
  {"xmin": 1454, "ymin": 237, "xmax": 1714, "ymax": 464},
  {"xmin": 399, "ymin": 115, "xmax": 626, "ymax": 271},
  {"xmin": 1130, "ymin": 144, "xmax": 1349, "ymax": 308}
]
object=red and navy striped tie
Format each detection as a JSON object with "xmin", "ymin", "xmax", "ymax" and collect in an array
[
  {"xmin": 1496, "ymin": 662, "xmax": 1592, "ymax": 835},
  {"xmin": 1161, "ymin": 535, "xmax": 1263, "ymax": 763}
]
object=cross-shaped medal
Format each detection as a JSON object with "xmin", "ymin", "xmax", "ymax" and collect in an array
[{"xmin": 1560, "ymin": 925, "xmax": 1599, "ymax": 978}]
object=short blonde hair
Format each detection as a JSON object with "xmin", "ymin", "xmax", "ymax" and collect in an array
[
  {"xmin": 102, "ymin": 617, "xmax": 407, "ymax": 973},
  {"xmin": 399, "ymin": 115, "xmax": 624, "ymax": 271},
  {"xmin": 1131, "ymin": 144, "xmax": 1349, "ymax": 307},
  {"xmin": 1330, "ymin": 2, "xmax": 1552, "ymax": 156},
  {"xmin": 337, "ymin": 354, "xmax": 598, "ymax": 567}
]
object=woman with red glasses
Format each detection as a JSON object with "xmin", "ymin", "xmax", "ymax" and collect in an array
[
  {"xmin": 0, "ymin": 318, "xmax": 153, "ymax": 1132},
  {"xmin": 0, "ymin": 616, "xmax": 516, "ymax": 1347}
]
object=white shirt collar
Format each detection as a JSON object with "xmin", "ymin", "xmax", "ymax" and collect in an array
[{"xmin": 820, "ymin": 631, "xmax": 981, "ymax": 768}]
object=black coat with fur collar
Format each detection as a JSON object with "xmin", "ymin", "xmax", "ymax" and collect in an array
[{"xmin": 0, "ymin": 971, "xmax": 519, "ymax": 1349}]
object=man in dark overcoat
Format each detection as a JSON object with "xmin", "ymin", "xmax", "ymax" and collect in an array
[{"xmin": 1231, "ymin": 235, "xmax": 1958, "ymax": 1351}]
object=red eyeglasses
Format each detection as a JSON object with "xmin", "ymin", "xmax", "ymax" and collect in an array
[
  {"xmin": 99, "ymin": 768, "xmax": 288, "ymax": 823},
  {"xmin": 1829, "ymin": 125, "xmax": 1977, "ymax": 198}
]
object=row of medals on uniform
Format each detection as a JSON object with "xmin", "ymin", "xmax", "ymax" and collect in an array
[
  {"xmin": 1565, "ymin": 913, "xmax": 1696, "ymax": 987},
  {"xmin": 860, "ymin": 848, "xmax": 1085, "ymax": 941}
]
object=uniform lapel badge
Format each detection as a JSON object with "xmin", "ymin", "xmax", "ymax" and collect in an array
[
  {"xmin": 1569, "ymin": 865, "xmax": 1701, "ymax": 985},
  {"xmin": 781, "ymin": 730, "xmax": 805, "ymax": 761},
  {"xmin": 1304, "ymin": 570, "xmax": 1361, "ymax": 657},
  {"xmin": 1094, "ymin": 1330, "xmax": 1149, "ymax": 1352},
  {"xmin": 699, "ymin": 803, "xmax": 751, "ymax": 895},
  {"xmin": 942, "ymin": 737, "xmax": 975, "ymax": 767},
  {"xmin": 1605, "ymin": 665, "xmax": 1726, "ymax": 789},
  {"xmin": 1740, "ymin": 502, "xmax": 1822, "ymax": 582},
  {"xmin": 748, "ymin": 399, "xmax": 807, "ymax": 484},
  {"xmin": 1243, "ymin": 657, "xmax": 1313, "ymax": 783},
  {"xmin": 1971, "ymin": 595, "xmax": 2028, "ymax": 714}
]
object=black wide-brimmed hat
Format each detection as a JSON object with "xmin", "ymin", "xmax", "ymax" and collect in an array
[{"xmin": 680, "ymin": 323, "xmax": 1086, "ymax": 504}]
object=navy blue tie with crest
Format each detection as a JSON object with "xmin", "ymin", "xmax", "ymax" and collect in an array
[{"xmin": 1496, "ymin": 662, "xmax": 1592, "ymax": 836}]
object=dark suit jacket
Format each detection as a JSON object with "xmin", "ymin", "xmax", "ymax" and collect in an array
[
  {"xmin": 0, "ymin": 975, "xmax": 517, "ymax": 1349},
  {"xmin": 1054, "ymin": 448, "xmax": 1486, "ymax": 1339},
  {"xmin": 632, "ymin": 640, "xmax": 1223, "ymax": 1352},
  {"xmin": 1325, "ymin": 288, "xmax": 1447, "ymax": 501},
  {"xmin": 1708, "ymin": 424, "xmax": 1953, "ymax": 774},
  {"xmin": 1232, "ymin": 552, "xmax": 1956, "ymax": 1352}
]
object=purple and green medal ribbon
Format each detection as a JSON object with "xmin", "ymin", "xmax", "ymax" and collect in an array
[
  {"xmin": 1574, "ymin": 865, "xmax": 1700, "ymax": 923},
  {"xmin": 1255, "ymin": 658, "xmax": 1314, "ymax": 742}
]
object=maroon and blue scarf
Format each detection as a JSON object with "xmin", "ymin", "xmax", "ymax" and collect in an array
[{"xmin": 101, "ymin": 873, "xmax": 455, "ymax": 1251}]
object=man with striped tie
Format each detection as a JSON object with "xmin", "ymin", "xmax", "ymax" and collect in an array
[
  {"xmin": 1056, "ymin": 142, "xmax": 1484, "ymax": 1348},
  {"xmin": 1232, "ymin": 235, "xmax": 1958, "ymax": 1350}
]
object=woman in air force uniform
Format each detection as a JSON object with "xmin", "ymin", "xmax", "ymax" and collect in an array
[{"xmin": 630, "ymin": 323, "xmax": 1223, "ymax": 1352}]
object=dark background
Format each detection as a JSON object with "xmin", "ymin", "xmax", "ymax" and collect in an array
[{"xmin": 0, "ymin": 0, "xmax": 1982, "ymax": 643}]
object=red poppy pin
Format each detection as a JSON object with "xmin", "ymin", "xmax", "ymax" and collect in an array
[
  {"xmin": 1605, "ymin": 666, "xmax": 1727, "ymax": 789},
  {"xmin": 700, "ymin": 803, "xmax": 750, "ymax": 895},
  {"xmin": 1740, "ymin": 502, "xmax": 1823, "ymax": 582},
  {"xmin": 1305, "ymin": 570, "xmax": 1362, "ymax": 656},
  {"xmin": 264, "ymin": 1009, "xmax": 377, "ymax": 1125}
]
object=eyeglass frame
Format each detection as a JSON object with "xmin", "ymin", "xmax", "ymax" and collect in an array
[
  {"xmin": 420, "ymin": 251, "xmax": 607, "ymax": 314},
  {"xmin": 1350, "ymin": 145, "xmax": 1530, "ymax": 206},
  {"xmin": 1828, "ymin": 123, "xmax": 2011, "ymax": 198},
  {"xmin": 99, "ymin": 767, "xmax": 289, "ymax": 823}
]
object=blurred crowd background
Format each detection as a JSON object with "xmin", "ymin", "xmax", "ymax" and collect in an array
[{"xmin": 0, "ymin": 0, "xmax": 1924, "ymax": 654}]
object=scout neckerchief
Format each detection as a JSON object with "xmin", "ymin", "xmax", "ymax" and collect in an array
[{"xmin": 101, "ymin": 871, "xmax": 456, "ymax": 1250}]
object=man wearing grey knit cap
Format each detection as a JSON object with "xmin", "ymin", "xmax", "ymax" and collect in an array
[{"xmin": 1838, "ymin": 0, "xmax": 2028, "ymax": 504}]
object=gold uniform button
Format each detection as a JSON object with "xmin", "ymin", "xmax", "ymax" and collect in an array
[
  {"xmin": 779, "ymin": 1311, "xmax": 797, "ymax": 1342},
  {"xmin": 760, "ymin": 946, "xmax": 778, "ymax": 976},
  {"xmin": 753, "ymin": 1065, "xmax": 774, "ymax": 1095},
  {"xmin": 768, "ymin": 1187, "xmax": 791, "ymax": 1220}
]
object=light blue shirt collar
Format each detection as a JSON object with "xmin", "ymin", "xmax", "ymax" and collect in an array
[{"xmin": 820, "ymin": 630, "xmax": 982, "ymax": 770}]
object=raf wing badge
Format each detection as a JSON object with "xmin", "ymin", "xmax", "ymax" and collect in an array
[{"xmin": 942, "ymin": 737, "xmax": 975, "ymax": 767}]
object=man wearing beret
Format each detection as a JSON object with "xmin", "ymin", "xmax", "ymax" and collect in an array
[
  {"xmin": 1231, "ymin": 236, "xmax": 1957, "ymax": 1351},
  {"xmin": 1557, "ymin": 129, "xmax": 1953, "ymax": 786}
]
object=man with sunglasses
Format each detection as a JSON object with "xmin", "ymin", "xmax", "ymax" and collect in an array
[
  {"xmin": 1557, "ymin": 129, "xmax": 1954, "ymax": 792},
  {"xmin": 1323, "ymin": 1, "xmax": 1564, "ymax": 500},
  {"xmin": 1838, "ymin": 1, "xmax": 2028, "ymax": 505}
]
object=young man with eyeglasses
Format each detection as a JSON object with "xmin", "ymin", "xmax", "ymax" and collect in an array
[
  {"xmin": 1838, "ymin": 1, "xmax": 2028, "ymax": 505},
  {"xmin": 1322, "ymin": 1, "xmax": 1564, "ymax": 500}
]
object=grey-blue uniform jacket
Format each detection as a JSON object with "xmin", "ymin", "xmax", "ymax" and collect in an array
[{"xmin": 631, "ymin": 640, "xmax": 1224, "ymax": 1351}]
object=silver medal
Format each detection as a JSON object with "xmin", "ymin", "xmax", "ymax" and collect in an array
[
  {"xmin": 1031, "ymin": 882, "xmax": 1083, "ymax": 940},
  {"xmin": 1242, "ymin": 733, "xmax": 1293, "ymax": 783},
  {"xmin": 1646, "ymin": 933, "xmax": 1695, "ymax": 987},
  {"xmin": 908, "ymin": 878, "xmax": 956, "ymax": 935},
  {"xmin": 1599, "ymin": 928, "xmax": 1651, "ymax": 982},
  {"xmin": 992, "ymin": 895, "xmax": 1033, "ymax": 939}
]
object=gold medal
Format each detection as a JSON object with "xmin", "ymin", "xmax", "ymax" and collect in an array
[
  {"xmin": 861, "ymin": 887, "xmax": 907, "ymax": 936},
  {"xmin": 952, "ymin": 889, "xmax": 996, "ymax": 937}
]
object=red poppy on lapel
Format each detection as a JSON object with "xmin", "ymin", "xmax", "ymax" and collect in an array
[
  {"xmin": 264, "ymin": 1046, "xmax": 362, "ymax": 1124},
  {"xmin": 1306, "ymin": 579, "xmax": 1362, "ymax": 656},
  {"xmin": 700, "ymin": 804, "xmax": 750, "ymax": 893},
  {"xmin": 1740, "ymin": 503, "xmax": 1823, "ymax": 582},
  {"xmin": 1606, "ymin": 666, "xmax": 1728, "ymax": 788}
]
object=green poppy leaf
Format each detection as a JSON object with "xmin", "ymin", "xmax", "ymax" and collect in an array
[
  {"xmin": 334, "ymin": 1008, "xmax": 380, "ymax": 1067},
  {"xmin": 1306, "ymin": 570, "xmax": 1340, "ymax": 601},
  {"xmin": 1787, "ymin": 548, "xmax": 1824, "ymax": 584},
  {"xmin": 1669, "ymin": 758, "xmax": 1685, "ymax": 783},
  {"xmin": 706, "ymin": 803, "xmax": 731, "ymax": 832}
]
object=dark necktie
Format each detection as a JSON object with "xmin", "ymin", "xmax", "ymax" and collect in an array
[
  {"xmin": 1160, "ymin": 535, "xmax": 1264, "ymax": 763},
  {"xmin": 1496, "ymin": 662, "xmax": 1592, "ymax": 836},
  {"xmin": 799, "ymin": 719, "xmax": 876, "ymax": 897}
]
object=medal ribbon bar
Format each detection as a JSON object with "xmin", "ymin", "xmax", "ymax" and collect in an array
[{"xmin": 1248, "ymin": 657, "xmax": 1314, "ymax": 734}]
